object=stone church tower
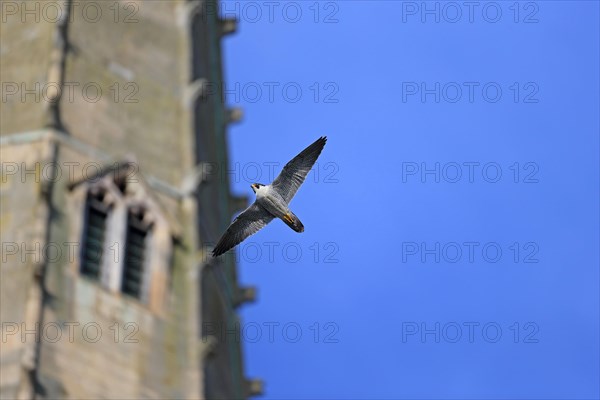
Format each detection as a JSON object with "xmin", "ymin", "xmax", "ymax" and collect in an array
[{"xmin": 1, "ymin": 1, "xmax": 259, "ymax": 398}]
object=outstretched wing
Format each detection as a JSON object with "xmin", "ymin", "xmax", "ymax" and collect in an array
[
  {"xmin": 272, "ymin": 136, "xmax": 327, "ymax": 203},
  {"xmin": 212, "ymin": 202, "xmax": 274, "ymax": 257}
]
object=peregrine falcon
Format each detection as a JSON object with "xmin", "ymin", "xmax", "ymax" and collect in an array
[{"xmin": 212, "ymin": 136, "xmax": 327, "ymax": 257}]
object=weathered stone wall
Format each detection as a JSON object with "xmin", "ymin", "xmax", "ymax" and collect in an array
[
  {"xmin": 0, "ymin": 0, "xmax": 250, "ymax": 398},
  {"xmin": 1, "ymin": 134, "xmax": 202, "ymax": 399},
  {"xmin": 60, "ymin": 0, "xmax": 190, "ymax": 185},
  {"xmin": 0, "ymin": 136, "xmax": 52, "ymax": 399},
  {"xmin": 0, "ymin": 4, "xmax": 55, "ymax": 134}
]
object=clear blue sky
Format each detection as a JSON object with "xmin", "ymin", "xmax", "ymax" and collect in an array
[{"xmin": 221, "ymin": 1, "xmax": 599, "ymax": 398}]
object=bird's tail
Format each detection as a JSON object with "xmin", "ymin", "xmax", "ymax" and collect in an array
[{"xmin": 282, "ymin": 212, "xmax": 304, "ymax": 233}]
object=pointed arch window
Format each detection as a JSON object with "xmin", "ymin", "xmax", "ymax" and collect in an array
[
  {"xmin": 80, "ymin": 190, "xmax": 110, "ymax": 280},
  {"xmin": 71, "ymin": 163, "xmax": 175, "ymax": 312},
  {"xmin": 121, "ymin": 208, "xmax": 152, "ymax": 299}
]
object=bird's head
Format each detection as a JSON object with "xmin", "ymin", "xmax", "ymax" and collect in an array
[{"xmin": 251, "ymin": 183, "xmax": 264, "ymax": 193}]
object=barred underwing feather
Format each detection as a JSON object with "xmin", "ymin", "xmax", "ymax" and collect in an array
[
  {"xmin": 272, "ymin": 136, "xmax": 327, "ymax": 203},
  {"xmin": 212, "ymin": 202, "xmax": 274, "ymax": 257}
]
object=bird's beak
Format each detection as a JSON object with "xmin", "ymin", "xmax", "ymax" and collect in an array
[{"xmin": 251, "ymin": 184, "xmax": 256, "ymax": 193}]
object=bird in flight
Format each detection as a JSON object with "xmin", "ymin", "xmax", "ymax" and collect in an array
[{"xmin": 212, "ymin": 136, "xmax": 327, "ymax": 257}]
